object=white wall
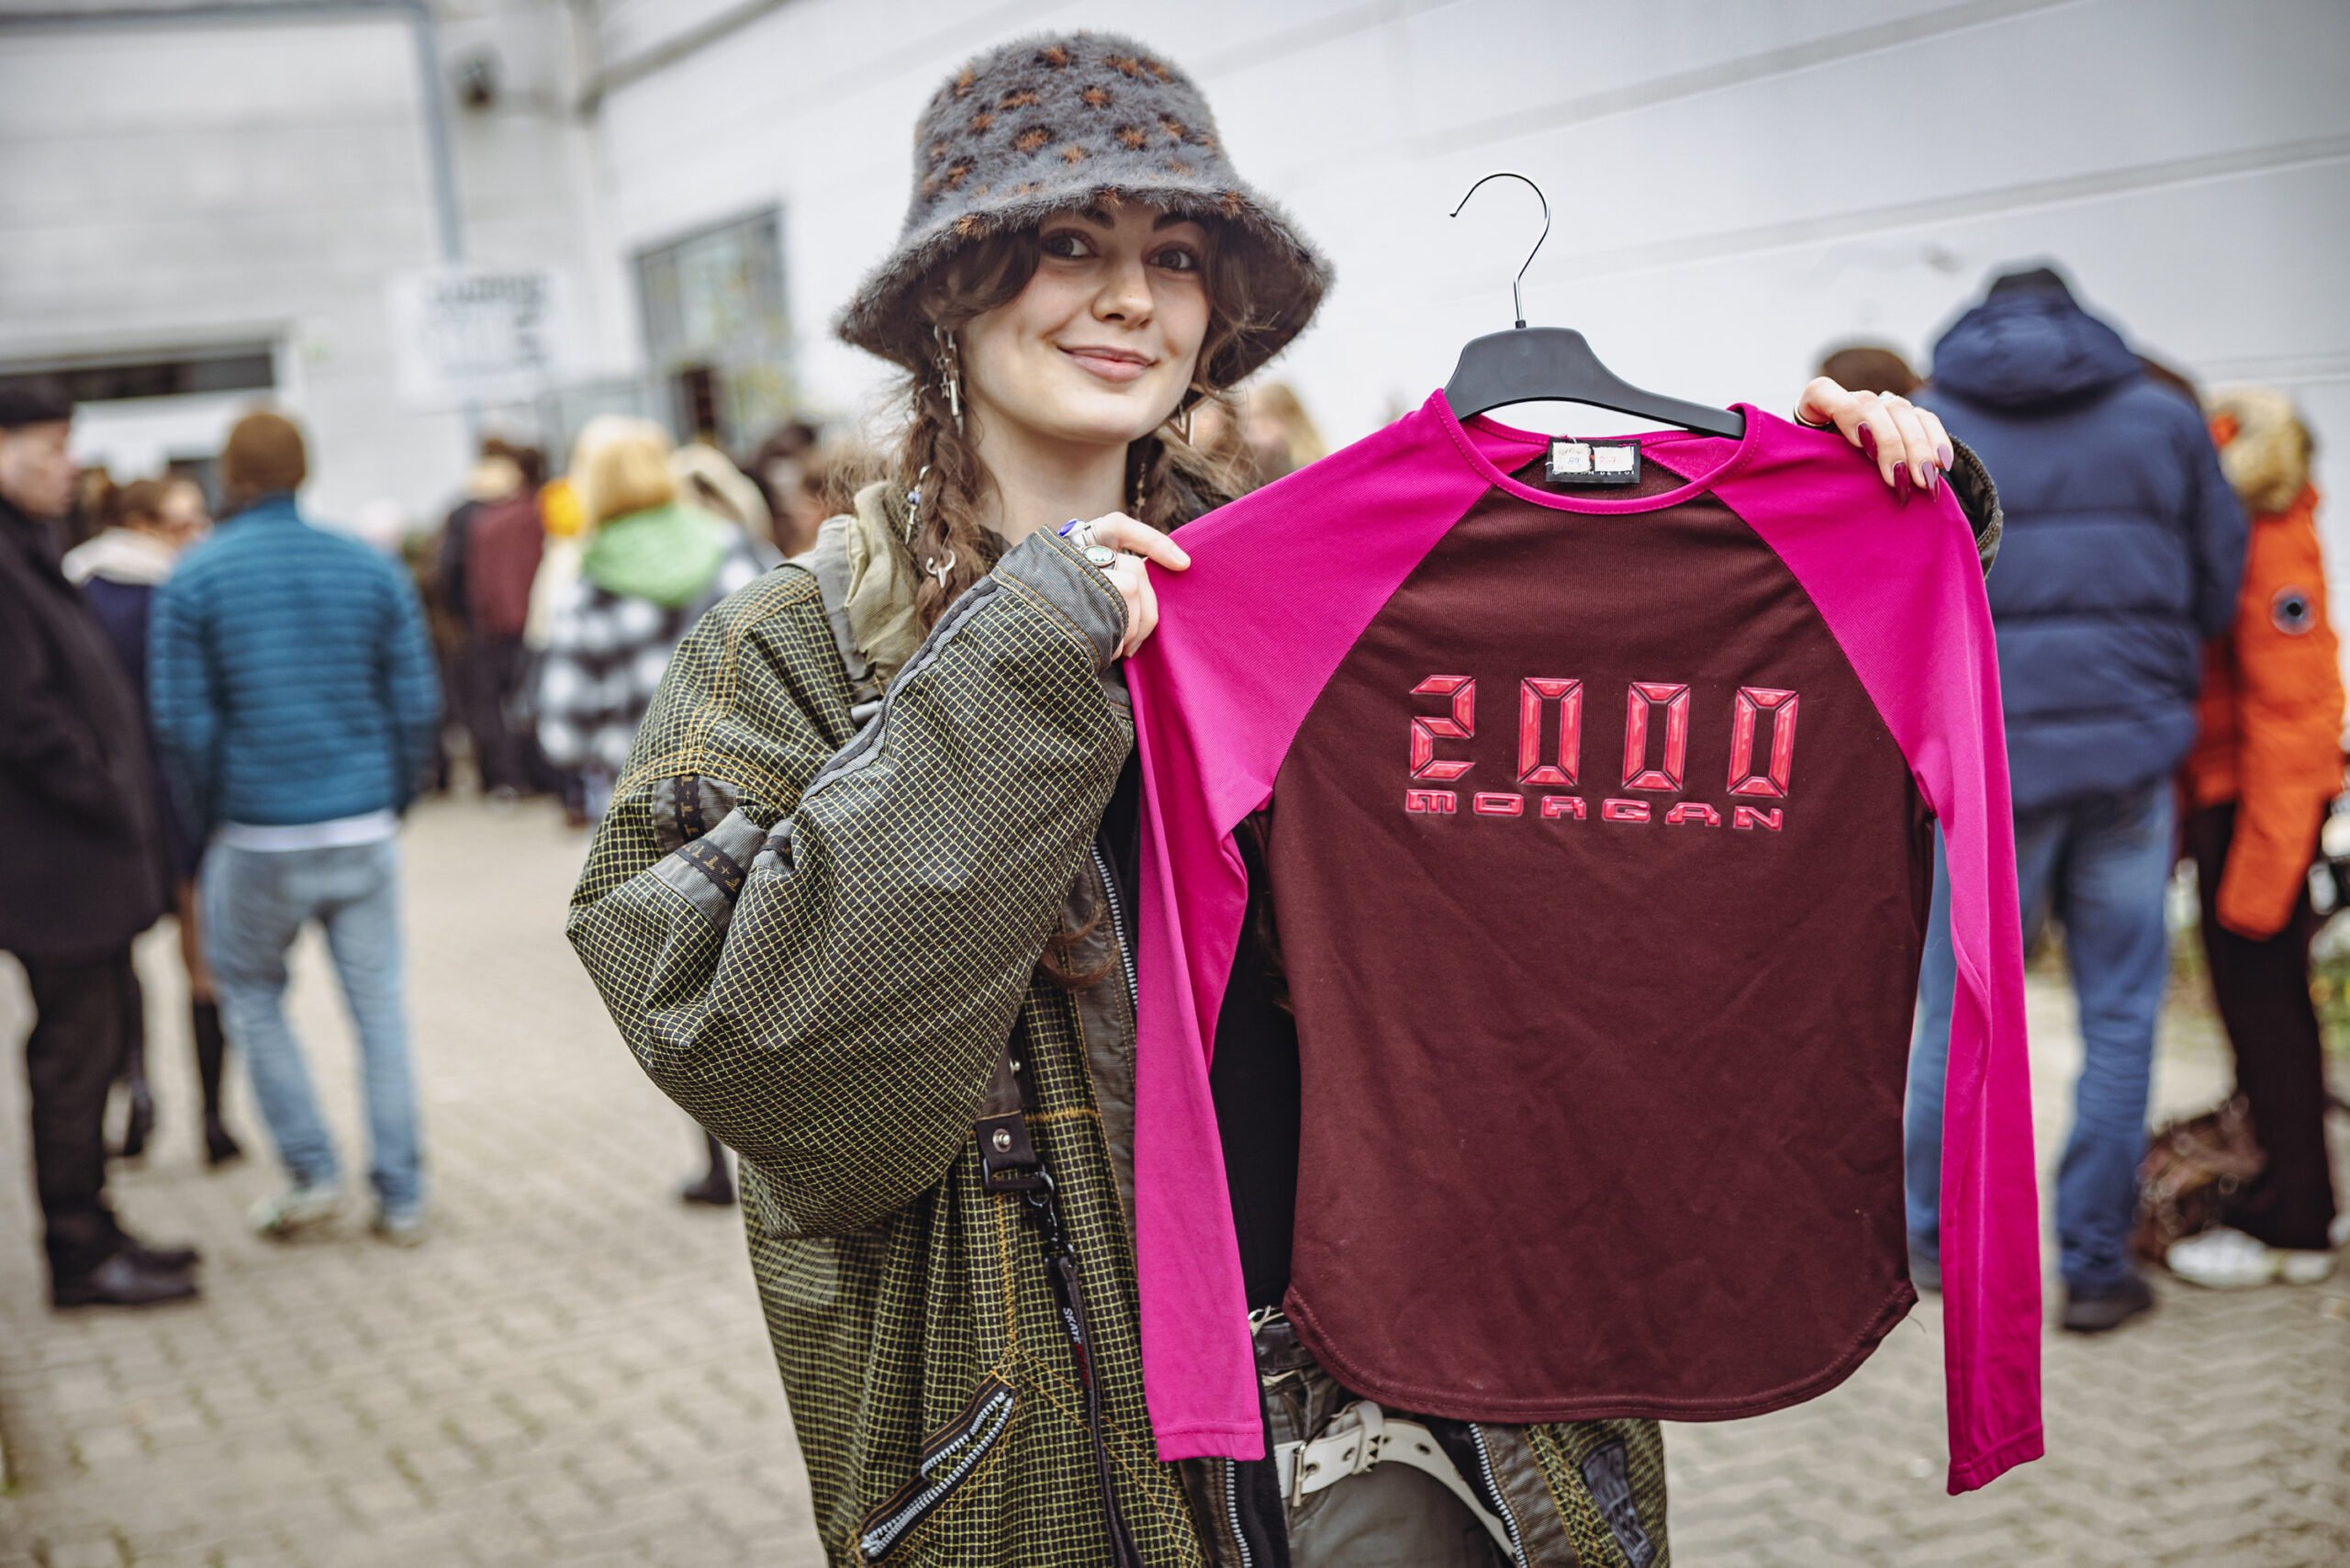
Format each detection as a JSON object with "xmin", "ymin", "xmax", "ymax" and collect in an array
[
  {"xmin": 588, "ymin": 0, "xmax": 2350, "ymax": 546},
  {"xmin": 439, "ymin": 0, "xmax": 638, "ymax": 389},
  {"xmin": 0, "ymin": 13, "xmax": 450, "ymax": 523},
  {"xmin": 9, "ymin": 1, "xmax": 2343, "ymax": 546},
  {"xmin": 0, "ymin": 1, "xmax": 627, "ymax": 528}
]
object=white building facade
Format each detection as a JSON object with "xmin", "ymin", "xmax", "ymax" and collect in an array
[
  {"xmin": 0, "ymin": 0, "xmax": 632, "ymax": 526},
  {"xmin": 4, "ymin": 0, "xmax": 2346, "ymax": 543}
]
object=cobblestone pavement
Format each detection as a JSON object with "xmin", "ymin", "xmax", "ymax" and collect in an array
[
  {"xmin": 1665, "ymin": 980, "xmax": 2350, "ymax": 1567},
  {"xmin": 2, "ymin": 797, "xmax": 2345, "ymax": 1566}
]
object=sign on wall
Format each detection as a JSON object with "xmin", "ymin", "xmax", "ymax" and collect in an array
[{"xmin": 386, "ymin": 267, "xmax": 576, "ymax": 409}]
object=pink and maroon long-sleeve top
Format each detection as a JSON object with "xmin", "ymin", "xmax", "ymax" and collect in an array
[{"xmin": 1124, "ymin": 393, "xmax": 2042, "ymax": 1494}]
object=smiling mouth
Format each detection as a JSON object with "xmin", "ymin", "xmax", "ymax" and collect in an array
[{"xmin": 1060, "ymin": 345, "xmax": 1154, "ymax": 384}]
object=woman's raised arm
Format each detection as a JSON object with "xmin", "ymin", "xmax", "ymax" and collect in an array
[{"xmin": 566, "ymin": 528, "xmax": 1132, "ymax": 1236}]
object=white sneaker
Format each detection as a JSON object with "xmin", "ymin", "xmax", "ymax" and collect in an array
[
  {"xmin": 249, "ymin": 1182, "xmax": 341, "ymax": 1239},
  {"xmin": 2278, "ymin": 1249, "xmax": 2335, "ymax": 1285},
  {"xmin": 370, "ymin": 1207, "xmax": 429, "ymax": 1249},
  {"xmin": 2166, "ymin": 1226, "xmax": 2334, "ymax": 1288},
  {"xmin": 2166, "ymin": 1226, "xmax": 2280, "ymax": 1288}
]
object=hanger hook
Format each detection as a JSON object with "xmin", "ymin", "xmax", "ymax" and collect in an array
[{"xmin": 1449, "ymin": 170, "xmax": 1550, "ymax": 330}]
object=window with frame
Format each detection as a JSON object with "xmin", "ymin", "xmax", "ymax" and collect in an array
[{"xmin": 634, "ymin": 207, "xmax": 793, "ymax": 456}]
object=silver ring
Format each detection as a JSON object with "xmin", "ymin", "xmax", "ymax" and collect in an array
[
  {"xmin": 1083, "ymin": 544, "xmax": 1117, "ymax": 569},
  {"xmin": 1066, "ymin": 520, "xmax": 1101, "ymax": 550}
]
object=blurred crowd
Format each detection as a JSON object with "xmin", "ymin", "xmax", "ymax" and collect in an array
[
  {"xmin": 395, "ymin": 385, "xmax": 1327, "ymax": 831},
  {"xmin": 0, "ymin": 373, "xmax": 1360, "ymax": 1308},
  {"xmin": 1, "ymin": 270, "xmax": 2337, "ymax": 1341}
]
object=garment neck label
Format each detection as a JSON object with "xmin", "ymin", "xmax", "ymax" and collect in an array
[{"xmin": 1549, "ymin": 439, "xmax": 1641, "ymax": 487}]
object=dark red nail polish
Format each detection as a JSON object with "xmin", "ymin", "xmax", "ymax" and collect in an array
[{"xmin": 1858, "ymin": 427, "xmax": 1877, "ymax": 455}]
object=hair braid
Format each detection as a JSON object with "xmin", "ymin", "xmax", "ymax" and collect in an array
[{"xmin": 898, "ymin": 380, "xmax": 998, "ymax": 625}]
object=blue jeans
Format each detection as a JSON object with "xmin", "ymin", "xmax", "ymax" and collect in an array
[
  {"xmin": 1907, "ymin": 780, "xmax": 2174, "ymax": 1294},
  {"xmin": 202, "ymin": 838, "xmax": 425, "ymax": 1216}
]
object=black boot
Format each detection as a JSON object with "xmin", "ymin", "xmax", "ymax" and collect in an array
[
  {"xmin": 117, "ymin": 1077, "xmax": 155, "ymax": 1160},
  {"xmin": 53, "ymin": 1247, "xmax": 199, "ymax": 1309},
  {"xmin": 115, "ymin": 1001, "xmax": 154, "ymax": 1160},
  {"xmin": 205, "ymin": 1115, "xmax": 241, "ymax": 1167},
  {"xmin": 118, "ymin": 1231, "xmax": 201, "ymax": 1271},
  {"xmin": 681, "ymin": 1130, "xmax": 736, "ymax": 1206},
  {"xmin": 2061, "ymin": 1271, "xmax": 2155, "ymax": 1333},
  {"xmin": 192, "ymin": 1000, "xmax": 241, "ymax": 1167}
]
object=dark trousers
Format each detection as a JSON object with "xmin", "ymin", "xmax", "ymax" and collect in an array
[
  {"xmin": 2189, "ymin": 802, "xmax": 2342, "ymax": 1251},
  {"xmin": 455, "ymin": 633, "xmax": 534, "ymax": 792},
  {"xmin": 19, "ymin": 947, "xmax": 138, "ymax": 1279}
]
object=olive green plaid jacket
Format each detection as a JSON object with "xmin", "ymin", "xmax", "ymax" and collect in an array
[{"xmin": 567, "ymin": 526, "xmax": 1679, "ymax": 1566}]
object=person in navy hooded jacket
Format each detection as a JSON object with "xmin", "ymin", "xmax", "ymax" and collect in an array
[{"xmin": 1907, "ymin": 266, "xmax": 2246, "ymax": 1333}]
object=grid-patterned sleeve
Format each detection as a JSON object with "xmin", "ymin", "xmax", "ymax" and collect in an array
[{"xmin": 566, "ymin": 529, "xmax": 1132, "ymax": 1236}]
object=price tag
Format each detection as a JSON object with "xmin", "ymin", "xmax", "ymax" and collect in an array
[{"xmin": 1549, "ymin": 439, "xmax": 1640, "ymax": 487}]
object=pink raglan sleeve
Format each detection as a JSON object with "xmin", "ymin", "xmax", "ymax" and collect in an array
[
  {"xmin": 1718, "ymin": 416, "xmax": 2042, "ymax": 1494},
  {"xmin": 1123, "ymin": 399, "xmax": 1500, "ymax": 1460}
]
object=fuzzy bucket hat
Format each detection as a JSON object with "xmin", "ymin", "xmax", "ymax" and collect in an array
[{"xmin": 836, "ymin": 32, "xmax": 1331, "ymax": 389}]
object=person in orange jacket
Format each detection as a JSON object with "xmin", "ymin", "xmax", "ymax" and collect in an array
[{"xmin": 2170, "ymin": 385, "xmax": 2345, "ymax": 1287}]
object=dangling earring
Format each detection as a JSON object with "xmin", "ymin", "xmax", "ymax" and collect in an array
[
  {"xmin": 933, "ymin": 324, "xmax": 964, "ymax": 433},
  {"xmin": 922, "ymin": 548, "xmax": 958, "ymax": 589}
]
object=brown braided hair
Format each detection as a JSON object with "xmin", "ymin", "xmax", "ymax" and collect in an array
[{"xmin": 887, "ymin": 215, "xmax": 1259, "ymax": 632}]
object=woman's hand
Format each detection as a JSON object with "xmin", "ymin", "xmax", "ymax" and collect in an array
[
  {"xmin": 1795, "ymin": 377, "xmax": 1953, "ymax": 497},
  {"xmin": 1069, "ymin": 513, "xmax": 1191, "ymax": 658}
]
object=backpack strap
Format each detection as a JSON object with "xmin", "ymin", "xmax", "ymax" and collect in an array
[
  {"xmin": 976, "ymin": 1036, "xmax": 1047, "ymax": 1193},
  {"xmin": 789, "ymin": 517, "xmax": 886, "ymax": 719}
]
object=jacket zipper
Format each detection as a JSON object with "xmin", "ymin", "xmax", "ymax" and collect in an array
[
  {"xmin": 856, "ymin": 1382, "xmax": 1016, "ymax": 1562},
  {"xmin": 1221, "ymin": 1459, "xmax": 1256, "ymax": 1568},
  {"xmin": 1090, "ymin": 841, "xmax": 1138, "ymax": 1009},
  {"xmin": 1466, "ymin": 1426, "xmax": 1528, "ymax": 1568}
]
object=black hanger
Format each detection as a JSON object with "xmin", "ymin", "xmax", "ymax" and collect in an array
[{"xmin": 1442, "ymin": 172, "xmax": 1745, "ymax": 441}]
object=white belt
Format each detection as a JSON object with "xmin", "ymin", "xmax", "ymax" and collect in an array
[{"xmin": 1271, "ymin": 1398, "xmax": 1515, "ymax": 1558}]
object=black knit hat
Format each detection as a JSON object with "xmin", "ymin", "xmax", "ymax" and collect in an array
[
  {"xmin": 836, "ymin": 32, "xmax": 1331, "ymax": 388},
  {"xmin": 0, "ymin": 378, "xmax": 73, "ymax": 430}
]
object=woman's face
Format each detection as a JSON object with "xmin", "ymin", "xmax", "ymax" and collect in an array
[
  {"xmin": 158, "ymin": 479, "xmax": 211, "ymax": 549},
  {"xmin": 957, "ymin": 202, "xmax": 1211, "ymax": 454}
]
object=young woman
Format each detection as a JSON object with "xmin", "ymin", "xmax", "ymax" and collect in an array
[
  {"xmin": 63, "ymin": 477, "xmax": 235, "ymax": 1166},
  {"xmin": 569, "ymin": 35, "xmax": 1988, "ymax": 1567}
]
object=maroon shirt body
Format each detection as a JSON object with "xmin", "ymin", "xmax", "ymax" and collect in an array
[{"xmin": 1265, "ymin": 483, "xmax": 1931, "ymax": 1422}]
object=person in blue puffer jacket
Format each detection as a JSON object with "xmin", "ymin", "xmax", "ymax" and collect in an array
[
  {"xmin": 1905, "ymin": 265, "xmax": 2247, "ymax": 1334},
  {"xmin": 151, "ymin": 410, "xmax": 443, "ymax": 1247}
]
